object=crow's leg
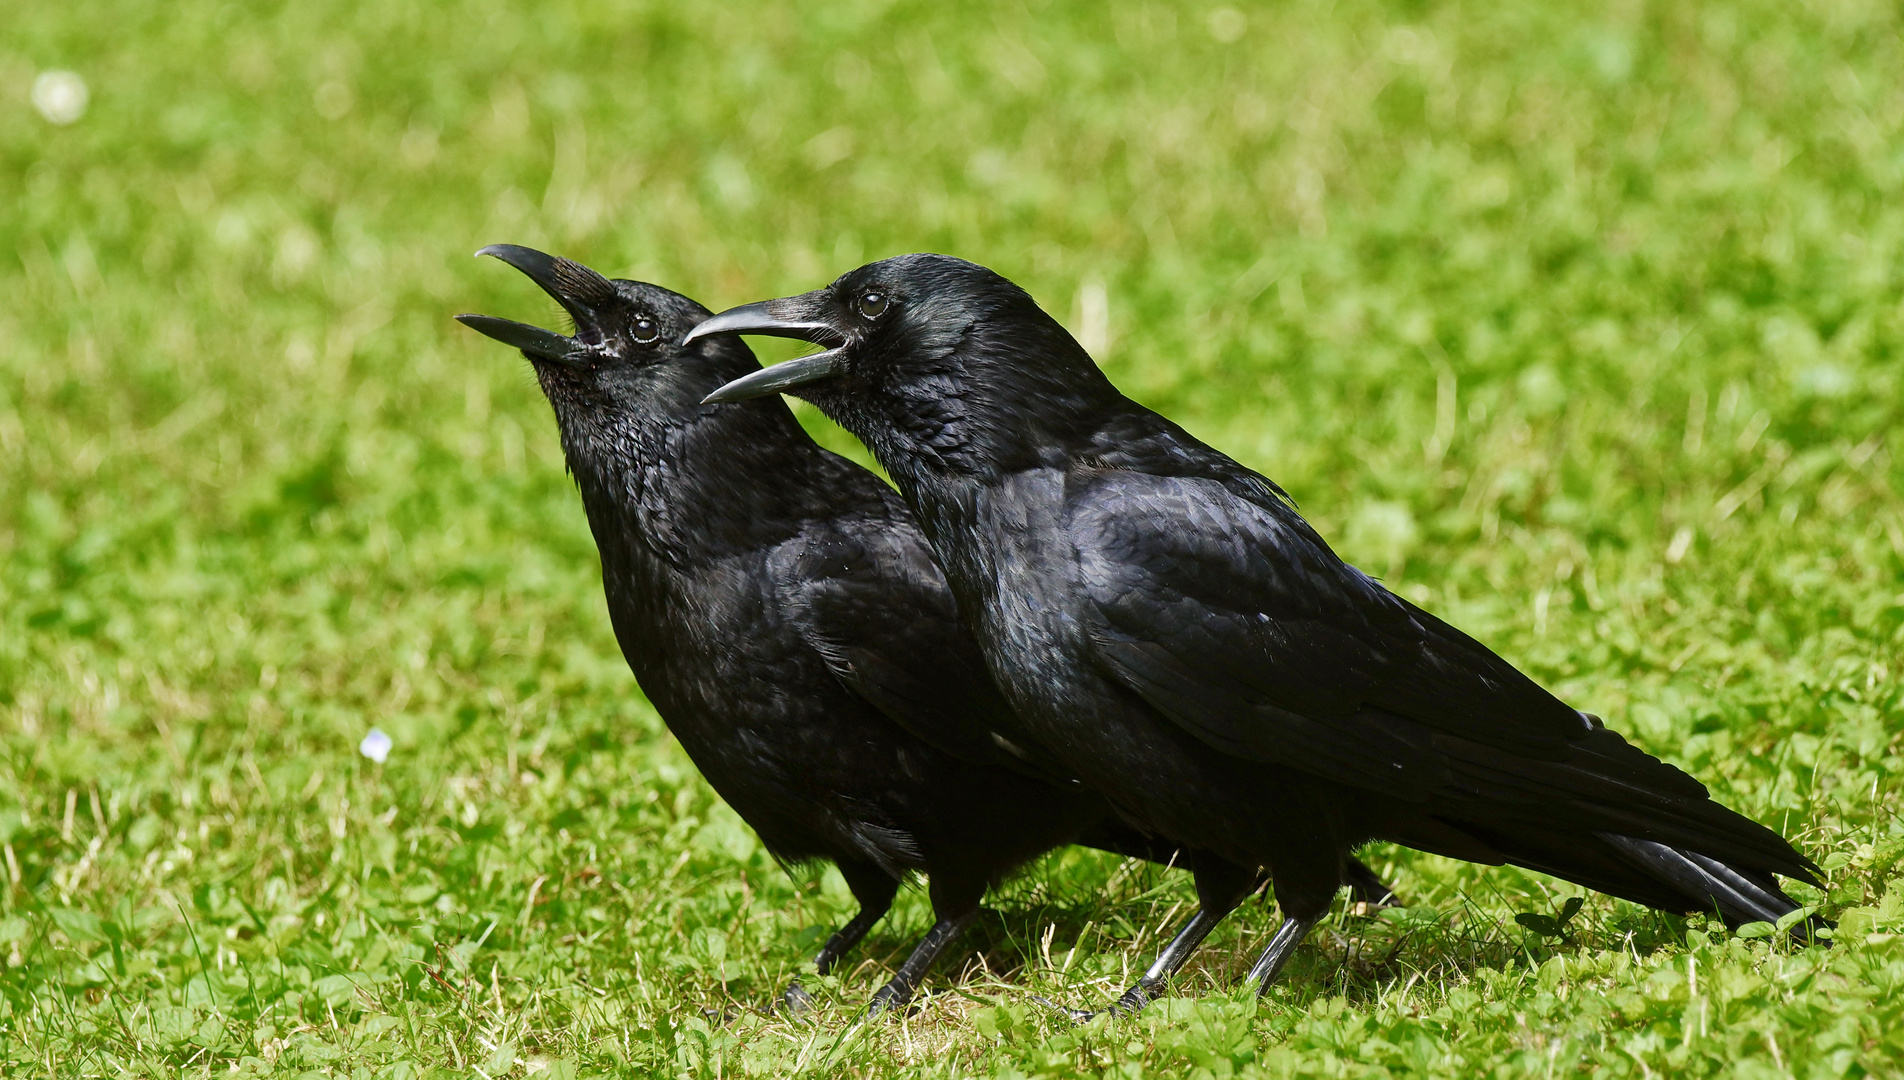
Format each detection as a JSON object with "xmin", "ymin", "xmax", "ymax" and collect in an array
[
  {"xmin": 866, "ymin": 873, "xmax": 984, "ymax": 1015},
  {"xmin": 783, "ymin": 861, "xmax": 899, "ymax": 1014},
  {"xmin": 1039, "ymin": 852, "xmax": 1257, "ymax": 1021},
  {"xmin": 1341, "ymin": 856, "xmax": 1399, "ymax": 909},
  {"xmin": 812, "ymin": 865, "xmax": 900, "ymax": 975},
  {"xmin": 865, "ymin": 911, "xmax": 979, "ymax": 1015},
  {"xmin": 1243, "ymin": 912, "xmax": 1321, "ymax": 992},
  {"xmin": 1244, "ymin": 848, "xmax": 1339, "ymax": 995}
]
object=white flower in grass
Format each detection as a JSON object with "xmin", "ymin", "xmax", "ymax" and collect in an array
[
  {"xmin": 359, "ymin": 727, "xmax": 393, "ymax": 764},
  {"xmin": 32, "ymin": 71, "xmax": 89, "ymax": 125}
]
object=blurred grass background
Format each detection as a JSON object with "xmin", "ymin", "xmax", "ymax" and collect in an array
[{"xmin": 4, "ymin": 0, "xmax": 1904, "ymax": 1075}]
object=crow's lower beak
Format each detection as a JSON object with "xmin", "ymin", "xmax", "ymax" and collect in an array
[
  {"xmin": 455, "ymin": 313, "xmax": 581, "ymax": 363},
  {"xmin": 699, "ymin": 350, "xmax": 841, "ymax": 404},
  {"xmin": 687, "ymin": 296, "xmax": 846, "ymax": 403},
  {"xmin": 456, "ymin": 244, "xmax": 612, "ymax": 367}
]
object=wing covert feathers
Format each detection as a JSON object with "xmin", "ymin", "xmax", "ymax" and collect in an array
[{"xmin": 1070, "ymin": 467, "xmax": 1819, "ymax": 922}]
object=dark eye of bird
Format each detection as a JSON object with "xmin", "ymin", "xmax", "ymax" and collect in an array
[
  {"xmin": 857, "ymin": 291, "xmax": 889, "ymax": 319},
  {"xmin": 632, "ymin": 316, "xmax": 659, "ymax": 343}
]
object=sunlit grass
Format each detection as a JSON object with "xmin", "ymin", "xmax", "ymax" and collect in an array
[{"xmin": 3, "ymin": 0, "xmax": 1902, "ymax": 1075}]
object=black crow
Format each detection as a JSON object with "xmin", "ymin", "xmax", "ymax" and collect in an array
[
  {"xmin": 455, "ymin": 245, "xmax": 1116, "ymax": 1012},
  {"xmin": 690, "ymin": 253, "xmax": 1824, "ymax": 1015},
  {"xmin": 452, "ymin": 247, "xmax": 1386, "ymax": 1012}
]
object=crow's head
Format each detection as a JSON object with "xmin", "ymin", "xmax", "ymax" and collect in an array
[
  {"xmin": 688, "ymin": 254, "xmax": 1121, "ymax": 476},
  {"xmin": 458, "ymin": 246, "xmax": 874, "ymax": 544},
  {"xmin": 457, "ymin": 245, "xmax": 761, "ymax": 427}
]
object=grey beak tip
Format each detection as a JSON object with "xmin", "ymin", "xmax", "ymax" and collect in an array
[{"xmin": 475, "ymin": 243, "xmax": 557, "ymax": 269}]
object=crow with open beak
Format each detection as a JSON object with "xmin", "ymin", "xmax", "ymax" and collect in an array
[
  {"xmin": 689, "ymin": 253, "xmax": 1824, "ymax": 1017},
  {"xmin": 457, "ymin": 245, "xmax": 1209, "ymax": 1014}
]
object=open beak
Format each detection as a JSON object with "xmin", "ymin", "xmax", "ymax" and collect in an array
[
  {"xmin": 686, "ymin": 294, "xmax": 846, "ymax": 403},
  {"xmin": 455, "ymin": 244, "xmax": 613, "ymax": 368}
]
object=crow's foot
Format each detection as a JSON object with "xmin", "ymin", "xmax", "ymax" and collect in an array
[
  {"xmin": 780, "ymin": 981, "xmax": 816, "ymax": 1017},
  {"xmin": 1031, "ymin": 983, "xmax": 1154, "ymax": 1023}
]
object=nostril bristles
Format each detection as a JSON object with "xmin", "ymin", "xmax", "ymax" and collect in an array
[{"xmin": 552, "ymin": 259, "xmax": 618, "ymax": 305}]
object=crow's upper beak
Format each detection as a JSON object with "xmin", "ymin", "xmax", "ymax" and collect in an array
[
  {"xmin": 687, "ymin": 294, "xmax": 846, "ymax": 403},
  {"xmin": 456, "ymin": 244, "xmax": 613, "ymax": 368}
]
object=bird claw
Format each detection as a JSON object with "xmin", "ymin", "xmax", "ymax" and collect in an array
[
  {"xmin": 781, "ymin": 981, "xmax": 816, "ymax": 1017},
  {"xmin": 1031, "ymin": 985, "xmax": 1152, "ymax": 1024},
  {"xmin": 1029, "ymin": 995, "xmax": 1103, "ymax": 1023},
  {"xmin": 865, "ymin": 982, "xmax": 920, "ymax": 1019}
]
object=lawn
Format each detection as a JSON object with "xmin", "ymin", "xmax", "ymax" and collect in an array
[{"xmin": 4, "ymin": 0, "xmax": 1903, "ymax": 1075}]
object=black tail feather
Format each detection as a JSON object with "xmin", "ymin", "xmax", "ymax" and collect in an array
[
  {"xmin": 1438, "ymin": 818, "xmax": 1827, "ymax": 945},
  {"xmin": 1600, "ymin": 834, "xmax": 1824, "ymax": 943}
]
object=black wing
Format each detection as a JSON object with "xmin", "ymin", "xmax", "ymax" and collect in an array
[
  {"xmin": 1069, "ymin": 467, "xmax": 1818, "ymax": 876},
  {"xmin": 781, "ymin": 490, "xmax": 1080, "ymax": 787},
  {"xmin": 1072, "ymin": 468, "xmax": 1592, "ymax": 786}
]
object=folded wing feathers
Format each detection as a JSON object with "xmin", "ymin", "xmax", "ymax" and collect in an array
[{"xmin": 1077, "ymin": 469, "xmax": 1821, "ymax": 922}]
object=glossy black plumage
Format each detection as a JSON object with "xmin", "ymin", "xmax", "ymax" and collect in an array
[
  {"xmin": 457, "ymin": 246, "xmax": 1188, "ymax": 1012},
  {"xmin": 692, "ymin": 253, "xmax": 1825, "ymax": 1013}
]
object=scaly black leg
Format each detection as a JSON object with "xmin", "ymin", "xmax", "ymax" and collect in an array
[
  {"xmin": 783, "ymin": 862, "xmax": 898, "ymax": 1014},
  {"xmin": 1241, "ymin": 839, "xmax": 1344, "ymax": 995},
  {"xmin": 865, "ymin": 910, "xmax": 979, "ymax": 1015},
  {"xmin": 1037, "ymin": 852, "xmax": 1257, "ymax": 1021},
  {"xmin": 1244, "ymin": 912, "xmax": 1321, "ymax": 993},
  {"xmin": 862, "ymin": 870, "xmax": 987, "ymax": 1016}
]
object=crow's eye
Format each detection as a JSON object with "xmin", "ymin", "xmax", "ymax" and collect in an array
[
  {"xmin": 856, "ymin": 291, "xmax": 889, "ymax": 319},
  {"xmin": 631, "ymin": 316, "xmax": 660, "ymax": 344}
]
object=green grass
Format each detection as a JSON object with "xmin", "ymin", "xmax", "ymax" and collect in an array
[{"xmin": 4, "ymin": 0, "xmax": 1904, "ymax": 1074}]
